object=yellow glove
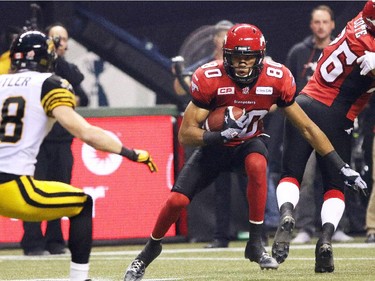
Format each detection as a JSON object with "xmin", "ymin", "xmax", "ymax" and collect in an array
[{"xmin": 134, "ymin": 149, "xmax": 158, "ymax": 173}]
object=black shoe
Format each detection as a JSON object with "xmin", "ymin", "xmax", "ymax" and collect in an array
[
  {"xmin": 261, "ymin": 233, "xmax": 269, "ymax": 247},
  {"xmin": 47, "ymin": 243, "xmax": 66, "ymax": 255},
  {"xmin": 124, "ymin": 259, "xmax": 146, "ymax": 281},
  {"xmin": 315, "ymin": 240, "xmax": 334, "ymax": 273},
  {"xmin": 24, "ymin": 248, "xmax": 50, "ymax": 256},
  {"xmin": 245, "ymin": 241, "xmax": 278, "ymax": 270},
  {"xmin": 124, "ymin": 238, "xmax": 162, "ymax": 281},
  {"xmin": 271, "ymin": 215, "xmax": 295, "ymax": 264},
  {"xmin": 204, "ymin": 239, "xmax": 229, "ymax": 248},
  {"xmin": 365, "ymin": 233, "xmax": 375, "ymax": 243}
]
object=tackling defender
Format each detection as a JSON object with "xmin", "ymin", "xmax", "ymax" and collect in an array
[
  {"xmin": 0, "ymin": 30, "xmax": 157, "ymax": 281},
  {"xmin": 124, "ymin": 23, "xmax": 365, "ymax": 281},
  {"xmin": 272, "ymin": 0, "xmax": 375, "ymax": 273}
]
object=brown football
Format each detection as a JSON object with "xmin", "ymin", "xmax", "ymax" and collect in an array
[{"xmin": 204, "ymin": 106, "xmax": 244, "ymax": 131}]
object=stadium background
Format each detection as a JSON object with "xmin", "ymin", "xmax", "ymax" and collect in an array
[{"xmin": 0, "ymin": 1, "xmax": 368, "ymax": 245}]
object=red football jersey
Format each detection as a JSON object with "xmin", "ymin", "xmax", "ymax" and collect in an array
[
  {"xmin": 190, "ymin": 60, "xmax": 296, "ymax": 145},
  {"xmin": 302, "ymin": 11, "xmax": 375, "ymax": 121}
]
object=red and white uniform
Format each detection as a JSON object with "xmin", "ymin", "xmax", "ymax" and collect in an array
[
  {"xmin": 190, "ymin": 59, "xmax": 296, "ymax": 145},
  {"xmin": 302, "ymin": 11, "xmax": 375, "ymax": 121}
]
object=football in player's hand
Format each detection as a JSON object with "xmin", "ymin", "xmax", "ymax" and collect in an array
[{"xmin": 204, "ymin": 106, "xmax": 244, "ymax": 131}]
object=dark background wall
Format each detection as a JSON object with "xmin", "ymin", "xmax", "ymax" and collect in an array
[{"xmin": 0, "ymin": 1, "xmax": 366, "ymax": 64}]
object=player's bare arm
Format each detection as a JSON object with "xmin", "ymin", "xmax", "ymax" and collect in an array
[
  {"xmin": 178, "ymin": 102, "xmax": 210, "ymax": 146},
  {"xmin": 282, "ymin": 102, "xmax": 335, "ymax": 156},
  {"xmin": 52, "ymin": 105, "xmax": 123, "ymax": 154}
]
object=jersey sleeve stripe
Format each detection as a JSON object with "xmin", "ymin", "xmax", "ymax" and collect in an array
[{"xmin": 41, "ymin": 88, "xmax": 76, "ymax": 116}]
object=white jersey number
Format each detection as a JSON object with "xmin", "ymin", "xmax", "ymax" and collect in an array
[
  {"xmin": 0, "ymin": 96, "xmax": 25, "ymax": 143},
  {"xmin": 320, "ymin": 40, "xmax": 357, "ymax": 82}
]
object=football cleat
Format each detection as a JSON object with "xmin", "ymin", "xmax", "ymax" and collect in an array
[
  {"xmin": 124, "ymin": 259, "xmax": 146, "ymax": 281},
  {"xmin": 272, "ymin": 215, "xmax": 295, "ymax": 264},
  {"xmin": 245, "ymin": 242, "xmax": 279, "ymax": 270},
  {"xmin": 315, "ymin": 241, "xmax": 334, "ymax": 273}
]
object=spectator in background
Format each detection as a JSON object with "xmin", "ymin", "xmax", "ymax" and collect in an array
[
  {"xmin": 173, "ymin": 20, "xmax": 234, "ymax": 97},
  {"xmin": 364, "ymin": 96, "xmax": 375, "ymax": 243},
  {"xmin": 0, "ymin": 26, "xmax": 22, "ymax": 74},
  {"xmin": 285, "ymin": 5, "xmax": 353, "ymax": 244},
  {"xmin": 366, "ymin": 130, "xmax": 375, "ymax": 243},
  {"xmin": 21, "ymin": 24, "xmax": 89, "ymax": 256}
]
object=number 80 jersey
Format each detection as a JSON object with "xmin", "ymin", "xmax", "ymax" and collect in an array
[
  {"xmin": 190, "ymin": 59, "xmax": 296, "ymax": 143},
  {"xmin": 0, "ymin": 71, "xmax": 76, "ymax": 176}
]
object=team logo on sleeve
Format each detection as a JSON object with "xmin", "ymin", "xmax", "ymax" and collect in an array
[
  {"xmin": 60, "ymin": 78, "xmax": 73, "ymax": 91},
  {"xmin": 218, "ymin": 87, "xmax": 235, "ymax": 95},
  {"xmin": 255, "ymin": 87, "xmax": 273, "ymax": 95},
  {"xmin": 191, "ymin": 81, "xmax": 199, "ymax": 92}
]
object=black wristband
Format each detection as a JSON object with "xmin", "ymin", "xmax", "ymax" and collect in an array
[
  {"xmin": 322, "ymin": 150, "xmax": 346, "ymax": 172},
  {"xmin": 203, "ymin": 131, "xmax": 224, "ymax": 145},
  {"xmin": 119, "ymin": 147, "xmax": 137, "ymax": 161}
]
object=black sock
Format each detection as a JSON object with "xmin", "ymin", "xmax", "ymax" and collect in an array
[
  {"xmin": 321, "ymin": 223, "xmax": 335, "ymax": 244},
  {"xmin": 137, "ymin": 237, "xmax": 162, "ymax": 266},
  {"xmin": 280, "ymin": 202, "xmax": 294, "ymax": 218}
]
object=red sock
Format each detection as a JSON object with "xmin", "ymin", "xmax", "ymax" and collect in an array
[{"xmin": 245, "ymin": 153, "xmax": 267, "ymax": 222}]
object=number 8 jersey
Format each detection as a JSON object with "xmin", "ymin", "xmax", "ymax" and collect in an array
[
  {"xmin": 190, "ymin": 59, "xmax": 296, "ymax": 145},
  {"xmin": 302, "ymin": 10, "xmax": 375, "ymax": 121},
  {"xmin": 0, "ymin": 71, "xmax": 76, "ymax": 176}
]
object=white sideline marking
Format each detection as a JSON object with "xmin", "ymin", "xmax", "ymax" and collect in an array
[
  {"xmin": 0, "ymin": 243, "xmax": 374, "ymax": 261},
  {"xmin": 0, "ymin": 279, "xmax": 181, "ymax": 281}
]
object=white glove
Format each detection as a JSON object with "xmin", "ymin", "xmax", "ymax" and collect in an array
[
  {"xmin": 340, "ymin": 164, "xmax": 369, "ymax": 197},
  {"xmin": 221, "ymin": 107, "xmax": 248, "ymax": 142},
  {"xmin": 357, "ymin": 51, "xmax": 375, "ymax": 76}
]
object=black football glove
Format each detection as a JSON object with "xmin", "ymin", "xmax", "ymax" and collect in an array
[
  {"xmin": 221, "ymin": 107, "xmax": 248, "ymax": 142},
  {"xmin": 340, "ymin": 164, "xmax": 368, "ymax": 197}
]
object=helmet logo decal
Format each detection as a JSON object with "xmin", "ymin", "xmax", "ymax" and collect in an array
[
  {"xmin": 14, "ymin": 53, "xmax": 23, "ymax": 59},
  {"xmin": 26, "ymin": 50, "xmax": 35, "ymax": 60}
]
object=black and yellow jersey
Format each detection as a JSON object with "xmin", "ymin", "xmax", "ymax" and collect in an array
[{"xmin": 0, "ymin": 70, "xmax": 76, "ymax": 176}]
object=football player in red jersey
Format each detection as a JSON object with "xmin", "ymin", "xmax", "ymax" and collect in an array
[
  {"xmin": 272, "ymin": 0, "xmax": 375, "ymax": 274},
  {"xmin": 124, "ymin": 23, "xmax": 366, "ymax": 281}
]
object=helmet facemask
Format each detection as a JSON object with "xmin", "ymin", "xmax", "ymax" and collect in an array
[
  {"xmin": 223, "ymin": 24, "xmax": 266, "ymax": 85},
  {"xmin": 223, "ymin": 48, "xmax": 264, "ymax": 84}
]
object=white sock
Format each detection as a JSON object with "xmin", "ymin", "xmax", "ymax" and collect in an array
[
  {"xmin": 70, "ymin": 261, "xmax": 89, "ymax": 281},
  {"xmin": 276, "ymin": 181, "xmax": 299, "ymax": 209},
  {"xmin": 321, "ymin": 198, "xmax": 345, "ymax": 230}
]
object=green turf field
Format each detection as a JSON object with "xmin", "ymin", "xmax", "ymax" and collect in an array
[{"xmin": 0, "ymin": 240, "xmax": 374, "ymax": 280}]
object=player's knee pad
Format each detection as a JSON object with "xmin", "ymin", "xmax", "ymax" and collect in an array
[
  {"xmin": 167, "ymin": 192, "xmax": 190, "ymax": 210},
  {"xmin": 245, "ymin": 153, "xmax": 267, "ymax": 175}
]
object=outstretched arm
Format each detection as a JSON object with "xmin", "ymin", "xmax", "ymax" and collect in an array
[{"xmin": 52, "ymin": 105, "xmax": 157, "ymax": 172}]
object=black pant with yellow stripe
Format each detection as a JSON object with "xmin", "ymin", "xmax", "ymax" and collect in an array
[{"xmin": 0, "ymin": 173, "xmax": 92, "ymax": 264}]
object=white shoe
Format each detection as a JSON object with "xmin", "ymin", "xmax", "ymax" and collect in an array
[
  {"xmin": 332, "ymin": 230, "xmax": 354, "ymax": 242},
  {"xmin": 291, "ymin": 231, "xmax": 311, "ymax": 244}
]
